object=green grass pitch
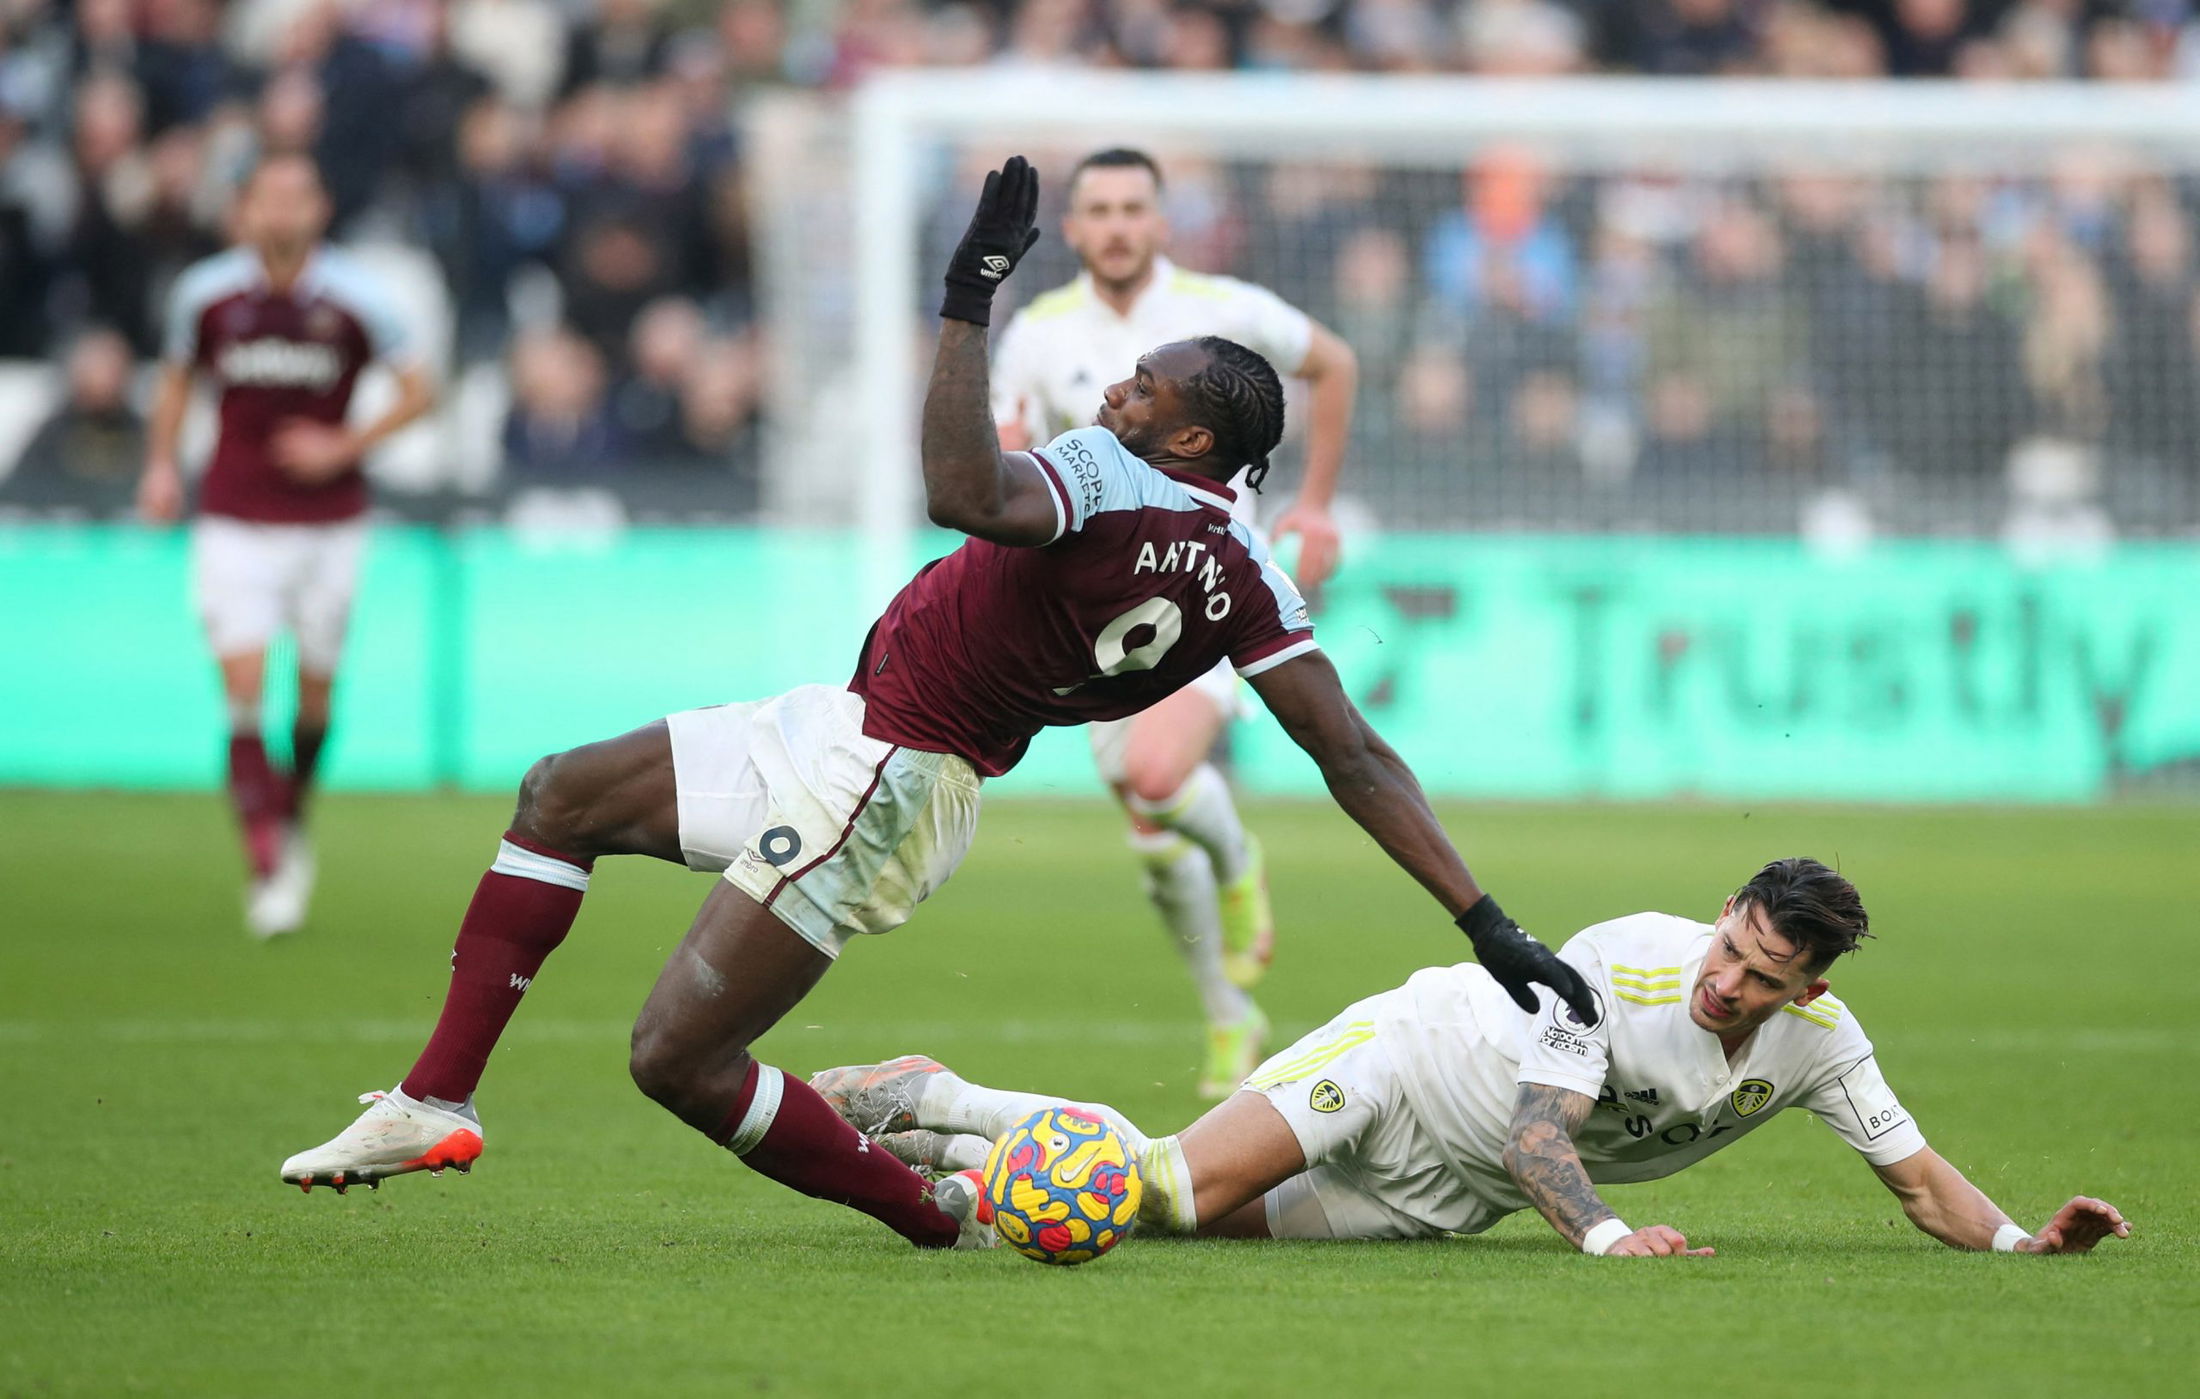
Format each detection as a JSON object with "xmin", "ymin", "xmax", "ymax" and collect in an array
[{"xmin": 3, "ymin": 791, "xmax": 2195, "ymax": 1396}]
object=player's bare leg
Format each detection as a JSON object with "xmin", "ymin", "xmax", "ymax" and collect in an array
[
  {"xmin": 281, "ymin": 722, "xmax": 683, "ymax": 1190},
  {"xmin": 1110, "ymin": 686, "xmax": 1271, "ymax": 1096},
  {"xmin": 627, "ymin": 884, "xmax": 969, "ymax": 1248},
  {"xmin": 1178, "ymin": 1092, "xmax": 1305, "ymax": 1238}
]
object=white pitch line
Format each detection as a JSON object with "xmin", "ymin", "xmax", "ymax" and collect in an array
[
  {"xmin": 0, "ymin": 1021, "xmax": 2186, "ymax": 1057},
  {"xmin": 0, "ymin": 1017, "xmax": 1293, "ymax": 1048}
]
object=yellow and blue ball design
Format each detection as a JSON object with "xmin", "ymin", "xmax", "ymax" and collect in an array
[{"xmin": 981, "ymin": 1107, "xmax": 1143, "ymax": 1266}]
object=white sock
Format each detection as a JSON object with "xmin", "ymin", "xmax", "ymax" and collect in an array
[
  {"xmin": 1129, "ymin": 764, "xmax": 1249, "ymax": 885},
  {"xmin": 1131, "ymin": 831, "xmax": 1251, "ymax": 1026},
  {"xmin": 926, "ymin": 1073, "xmax": 1149, "ymax": 1152},
  {"xmin": 388, "ymin": 1084, "xmax": 477, "ymax": 1122},
  {"xmin": 1136, "ymin": 1135, "xmax": 1200, "ymax": 1234}
]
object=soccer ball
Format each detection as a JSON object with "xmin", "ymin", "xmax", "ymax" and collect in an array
[{"xmin": 982, "ymin": 1106, "xmax": 1142, "ymax": 1266}]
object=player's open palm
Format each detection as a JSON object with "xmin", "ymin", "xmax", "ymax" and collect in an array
[
  {"xmin": 2018, "ymin": 1197, "xmax": 2130, "ymax": 1253},
  {"xmin": 271, "ymin": 420, "xmax": 358, "ymax": 483},
  {"xmin": 1271, "ymin": 500, "xmax": 1342, "ymax": 590},
  {"xmin": 137, "ymin": 459, "xmax": 184, "ymax": 523},
  {"xmin": 1606, "ymin": 1225, "xmax": 1715, "ymax": 1258}
]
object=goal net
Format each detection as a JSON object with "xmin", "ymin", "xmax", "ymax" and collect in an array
[{"xmin": 759, "ymin": 73, "xmax": 2200, "ymax": 589}]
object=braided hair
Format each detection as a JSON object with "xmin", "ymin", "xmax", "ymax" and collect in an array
[{"xmin": 1181, "ymin": 336, "xmax": 1287, "ymax": 492}]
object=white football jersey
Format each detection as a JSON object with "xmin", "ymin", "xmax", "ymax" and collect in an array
[
  {"xmin": 991, "ymin": 257, "xmax": 1315, "ymax": 522},
  {"xmin": 1372, "ymin": 912, "xmax": 1927, "ymax": 1220}
]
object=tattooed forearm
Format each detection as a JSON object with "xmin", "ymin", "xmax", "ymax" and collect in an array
[
  {"xmin": 1502, "ymin": 1083, "xmax": 1615, "ymax": 1248},
  {"xmin": 920, "ymin": 319, "xmax": 1009, "ymax": 524}
]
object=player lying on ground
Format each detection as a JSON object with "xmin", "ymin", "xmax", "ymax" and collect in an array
[
  {"xmin": 993, "ymin": 147, "xmax": 1365, "ymax": 1098},
  {"xmin": 815, "ymin": 858, "xmax": 2130, "ymax": 1257},
  {"xmin": 278, "ymin": 156, "xmax": 1594, "ymax": 1251}
]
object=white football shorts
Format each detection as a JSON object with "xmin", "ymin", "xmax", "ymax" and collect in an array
[
  {"xmin": 1245, "ymin": 997, "xmax": 1507, "ymax": 1241},
  {"xmin": 1088, "ymin": 658, "xmax": 1248, "ymax": 787},
  {"xmin": 189, "ymin": 515, "xmax": 370, "ymax": 672},
  {"xmin": 665, "ymin": 684, "xmax": 982, "ymax": 959}
]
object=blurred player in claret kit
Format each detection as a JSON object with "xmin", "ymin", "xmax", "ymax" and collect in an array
[
  {"xmin": 278, "ymin": 157, "xmax": 1593, "ymax": 1251},
  {"xmin": 818, "ymin": 859, "xmax": 2131, "ymax": 1259},
  {"xmin": 136, "ymin": 154, "xmax": 436, "ymax": 938},
  {"xmin": 993, "ymin": 149, "xmax": 1361, "ymax": 1096}
]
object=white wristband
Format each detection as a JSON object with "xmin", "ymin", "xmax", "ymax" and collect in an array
[
  {"xmin": 1991, "ymin": 1223, "xmax": 2029, "ymax": 1253},
  {"xmin": 1581, "ymin": 1218, "xmax": 1632, "ymax": 1256}
]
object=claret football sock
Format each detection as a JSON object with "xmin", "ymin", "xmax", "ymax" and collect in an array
[
  {"xmin": 226, "ymin": 731, "xmax": 285, "ymax": 878},
  {"xmin": 400, "ymin": 833, "xmax": 592, "ymax": 1104},
  {"xmin": 1131, "ymin": 830, "xmax": 1252, "ymax": 1025},
  {"xmin": 717, "ymin": 1060, "xmax": 961, "ymax": 1249},
  {"xmin": 287, "ymin": 721, "xmax": 329, "ymax": 820},
  {"xmin": 1131, "ymin": 764, "xmax": 1250, "ymax": 885}
]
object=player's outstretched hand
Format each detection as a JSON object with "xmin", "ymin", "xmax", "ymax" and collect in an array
[
  {"xmin": 271, "ymin": 420, "xmax": 360, "ymax": 483},
  {"xmin": 941, "ymin": 155, "xmax": 1041, "ymax": 327},
  {"xmin": 2016, "ymin": 1197, "xmax": 2131, "ymax": 1254},
  {"xmin": 1270, "ymin": 499, "xmax": 1343, "ymax": 590},
  {"xmin": 1457, "ymin": 896, "xmax": 1600, "ymax": 1027},
  {"xmin": 1606, "ymin": 1225, "xmax": 1716, "ymax": 1258},
  {"xmin": 137, "ymin": 458, "xmax": 184, "ymax": 523}
]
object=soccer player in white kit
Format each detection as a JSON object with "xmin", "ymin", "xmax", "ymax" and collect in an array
[
  {"xmin": 817, "ymin": 858, "xmax": 2130, "ymax": 1257},
  {"xmin": 992, "ymin": 148, "xmax": 1362, "ymax": 1098},
  {"xmin": 136, "ymin": 155, "xmax": 435, "ymax": 937}
]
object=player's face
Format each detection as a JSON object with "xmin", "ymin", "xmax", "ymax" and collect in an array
[
  {"xmin": 240, "ymin": 159, "xmax": 330, "ymax": 254},
  {"xmin": 1064, "ymin": 165, "xmax": 1166, "ymax": 291},
  {"xmin": 1689, "ymin": 900, "xmax": 1830, "ymax": 1039},
  {"xmin": 1096, "ymin": 342, "xmax": 1207, "ymax": 460}
]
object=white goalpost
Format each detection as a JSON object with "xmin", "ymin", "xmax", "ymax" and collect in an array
[{"xmin": 839, "ymin": 72, "xmax": 2200, "ymax": 607}]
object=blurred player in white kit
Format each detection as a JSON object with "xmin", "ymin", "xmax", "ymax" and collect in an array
[
  {"xmin": 991, "ymin": 148, "xmax": 1362, "ymax": 1097},
  {"xmin": 136, "ymin": 155, "xmax": 435, "ymax": 937}
]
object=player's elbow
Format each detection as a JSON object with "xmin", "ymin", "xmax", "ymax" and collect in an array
[
  {"xmin": 1499, "ymin": 1135, "xmax": 1533, "ymax": 1185},
  {"xmin": 924, "ymin": 494, "xmax": 978, "ymax": 531}
]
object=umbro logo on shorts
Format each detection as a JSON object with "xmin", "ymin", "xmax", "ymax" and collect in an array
[{"xmin": 1309, "ymin": 1080, "xmax": 1345, "ymax": 1114}]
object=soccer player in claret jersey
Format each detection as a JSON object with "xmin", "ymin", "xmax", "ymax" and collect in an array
[
  {"xmin": 816, "ymin": 859, "xmax": 2131, "ymax": 1258},
  {"xmin": 994, "ymin": 149, "xmax": 1361, "ymax": 1097},
  {"xmin": 137, "ymin": 154, "xmax": 436, "ymax": 938},
  {"xmin": 278, "ymin": 156, "xmax": 1592, "ymax": 1251}
]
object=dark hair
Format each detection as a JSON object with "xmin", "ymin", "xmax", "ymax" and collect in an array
[
  {"xmin": 1070, "ymin": 147, "xmax": 1164, "ymax": 194},
  {"xmin": 1730, "ymin": 857, "xmax": 1872, "ymax": 972},
  {"xmin": 1180, "ymin": 335, "xmax": 1286, "ymax": 490}
]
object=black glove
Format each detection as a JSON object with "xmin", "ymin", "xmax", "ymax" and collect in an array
[
  {"xmin": 1457, "ymin": 896, "xmax": 1600, "ymax": 1027},
  {"xmin": 941, "ymin": 154, "xmax": 1041, "ymax": 326}
]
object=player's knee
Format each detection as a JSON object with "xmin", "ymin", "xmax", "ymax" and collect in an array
[
  {"xmin": 626, "ymin": 1025, "xmax": 695, "ymax": 1108},
  {"xmin": 628, "ymin": 1027, "xmax": 751, "ymax": 1120},
  {"xmin": 1120, "ymin": 753, "xmax": 1190, "ymax": 809},
  {"xmin": 513, "ymin": 749, "xmax": 589, "ymax": 849}
]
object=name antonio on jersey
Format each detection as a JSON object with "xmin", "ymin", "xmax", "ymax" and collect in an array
[{"xmin": 1133, "ymin": 538, "xmax": 1238, "ymax": 621}]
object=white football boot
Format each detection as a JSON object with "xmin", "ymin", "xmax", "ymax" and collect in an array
[
  {"xmin": 280, "ymin": 1088, "xmax": 484, "ymax": 1193},
  {"xmin": 807, "ymin": 1056, "xmax": 957, "ymax": 1137},
  {"xmin": 874, "ymin": 1129, "xmax": 993, "ymax": 1178},
  {"xmin": 929, "ymin": 1168, "xmax": 997, "ymax": 1251}
]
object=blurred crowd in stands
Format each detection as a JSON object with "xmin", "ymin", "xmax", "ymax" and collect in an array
[
  {"xmin": 1018, "ymin": 150, "xmax": 2199, "ymax": 535},
  {"xmin": 3, "ymin": 0, "xmax": 2198, "ymax": 529}
]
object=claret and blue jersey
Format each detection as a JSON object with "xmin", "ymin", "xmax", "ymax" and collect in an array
[{"xmin": 850, "ymin": 425, "xmax": 1316, "ymax": 776}]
